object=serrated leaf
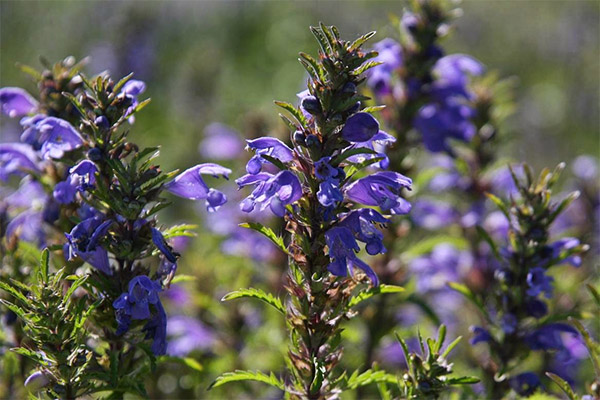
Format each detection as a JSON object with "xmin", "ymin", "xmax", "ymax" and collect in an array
[
  {"xmin": 0, "ymin": 281, "xmax": 29, "ymax": 305},
  {"xmin": 222, "ymin": 288, "xmax": 285, "ymax": 315},
  {"xmin": 348, "ymin": 284, "xmax": 404, "ymax": 308},
  {"xmin": 345, "ymin": 369, "xmax": 397, "ymax": 390},
  {"xmin": 274, "ymin": 100, "xmax": 306, "ymax": 126},
  {"xmin": 239, "ymin": 222, "xmax": 289, "ymax": 255},
  {"xmin": 208, "ymin": 370, "xmax": 284, "ymax": 390},
  {"xmin": 349, "ymin": 31, "xmax": 377, "ymax": 52}
]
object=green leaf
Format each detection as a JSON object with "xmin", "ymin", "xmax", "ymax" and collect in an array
[
  {"xmin": 274, "ymin": 100, "xmax": 306, "ymax": 126},
  {"xmin": 446, "ymin": 376, "xmax": 481, "ymax": 385},
  {"xmin": 158, "ymin": 356, "xmax": 203, "ymax": 372},
  {"xmin": 485, "ymin": 192, "xmax": 509, "ymax": 217},
  {"xmin": 545, "ymin": 373, "xmax": 578, "ymax": 400},
  {"xmin": 434, "ymin": 324, "xmax": 447, "ymax": 354},
  {"xmin": 61, "ymin": 92, "xmax": 88, "ymax": 120},
  {"xmin": 239, "ymin": 222, "xmax": 289, "ymax": 255},
  {"xmin": 261, "ymin": 154, "xmax": 288, "ymax": 171},
  {"xmin": 170, "ymin": 275, "xmax": 197, "ymax": 284},
  {"xmin": 222, "ymin": 288, "xmax": 285, "ymax": 315},
  {"xmin": 208, "ymin": 370, "xmax": 284, "ymax": 390},
  {"xmin": 11, "ymin": 347, "xmax": 47, "ymax": 365},
  {"xmin": 348, "ymin": 284, "xmax": 404, "ymax": 308},
  {"xmin": 0, "ymin": 281, "xmax": 29, "ymax": 305},
  {"xmin": 349, "ymin": 31, "xmax": 376, "ymax": 52},
  {"xmin": 447, "ymin": 282, "xmax": 489, "ymax": 321},
  {"xmin": 113, "ymin": 72, "xmax": 134, "ymax": 94},
  {"xmin": 441, "ymin": 336, "xmax": 462, "ymax": 359},
  {"xmin": 587, "ymin": 284, "xmax": 600, "ymax": 308},
  {"xmin": 402, "ymin": 236, "xmax": 468, "ymax": 260},
  {"xmin": 40, "ymin": 248, "xmax": 50, "ymax": 284},
  {"xmin": 345, "ymin": 369, "xmax": 397, "ymax": 390},
  {"xmin": 476, "ymin": 226, "xmax": 501, "ymax": 261}
]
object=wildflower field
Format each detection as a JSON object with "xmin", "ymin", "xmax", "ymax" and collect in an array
[{"xmin": 0, "ymin": 1, "xmax": 598, "ymax": 399}]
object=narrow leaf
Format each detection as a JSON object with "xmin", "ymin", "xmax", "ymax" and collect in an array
[
  {"xmin": 208, "ymin": 370, "xmax": 284, "ymax": 390},
  {"xmin": 239, "ymin": 222, "xmax": 289, "ymax": 255},
  {"xmin": 222, "ymin": 288, "xmax": 285, "ymax": 315}
]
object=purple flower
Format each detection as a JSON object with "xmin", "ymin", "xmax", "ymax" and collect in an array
[
  {"xmin": 526, "ymin": 267, "xmax": 554, "ymax": 298},
  {"xmin": 24, "ymin": 117, "xmax": 84, "ymax": 160},
  {"xmin": 525, "ymin": 323, "xmax": 578, "ymax": 351},
  {"xmin": 470, "ymin": 326, "xmax": 492, "ymax": 345},
  {"xmin": 501, "ymin": 313, "xmax": 518, "ymax": 334},
  {"xmin": 547, "ymin": 237, "xmax": 582, "ymax": 267},
  {"xmin": 164, "ymin": 163, "xmax": 231, "ymax": 211},
  {"xmin": 6, "ymin": 210, "xmax": 44, "ymax": 244},
  {"xmin": 121, "ymin": 79, "xmax": 146, "ymax": 122},
  {"xmin": 411, "ymin": 199, "xmax": 457, "ymax": 229},
  {"xmin": 325, "ymin": 226, "xmax": 378, "ymax": 286},
  {"xmin": 237, "ymin": 170, "xmax": 303, "ymax": 217},
  {"xmin": 317, "ymin": 179, "xmax": 344, "ymax": 207},
  {"xmin": 20, "ymin": 114, "xmax": 46, "ymax": 148},
  {"xmin": 0, "ymin": 87, "xmax": 38, "ymax": 117},
  {"xmin": 167, "ymin": 316, "xmax": 216, "ymax": 356},
  {"xmin": 113, "ymin": 275, "xmax": 167, "ymax": 355},
  {"xmin": 64, "ymin": 217, "xmax": 112, "ymax": 275},
  {"xmin": 509, "ymin": 372, "xmax": 540, "ymax": 396},
  {"xmin": 24, "ymin": 370, "xmax": 50, "ymax": 390},
  {"xmin": 345, "ymin": 130, "xmax": 397, "ymax": 169},
  {"xmin": 409, "ymin": 244, "xmax": 471, "ymax": 293},
  {"xmin": 413, "ymin": 99, "xmax": 476, "ymax": 153},
  {"xmin": 572, "ymin": 155, "xmax": 598, "ymax": 181},
  {"xmin": 53, "ymin": 180, "xmax": 78, "ymax": 204},
  {"xmin": 199, "ymin": 123, "xmax": 244, "ymax": 160},
  {"xmin": 340, "ymin": 112, "xmax": 380, "ymax": 143},
  {"xmin": 431, "ymin": 54, "xmax": 484, "ymax": 100},
  {"xmin": 245, "ymin": 137, "xmax": 294, "ymax": 174},
  {"xmin": 151, "ymin": 228, "xmax": 178, "ymax": 263},
  {"xmin": 366, "ymin": 39, "xmax": 403, "ymax": 96},
  {"xmin": 337, "ymin": 208, "xmax": 388, "ymax": 256},
  {"xmin": 0, "ymin": 143, "xmax": 40, "ymax": 181},
  {"xmin": 53, "ymin": 160, "xmax": 99, "ymax": 204},
  {"xmin": 344, "ymin": 171, "xmax": 412, "ymax": 215}
]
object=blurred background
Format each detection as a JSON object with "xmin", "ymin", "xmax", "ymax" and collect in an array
[{"xmin": 1, "ymin": 1, "xmax": 598, "ymax": 398}]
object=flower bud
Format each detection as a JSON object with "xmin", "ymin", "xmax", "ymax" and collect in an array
[
  {"xmin": 94, "ymin": 115, "xmax": 109, "ymax": 130},
  {"xmin": 24, "ymin": 370, "xmax": 50, "ymax": 391},
  {"xmin": 293, "ymin": 130, "xmax": 306, "ymax": 146},
  {"xmin": 305, "ymin": 134, "xmax": 320, "ymax": 147},
  {"xmin": 301, "ymin": 96, "xmax": 322, "ymax": 115},
  {"xmin": 342, "ymin": 82, "xmax": 357, "ymax": 95},
  {"xmin": 88, "ymin": 147, "xmax": 103, "ymax": 161}
]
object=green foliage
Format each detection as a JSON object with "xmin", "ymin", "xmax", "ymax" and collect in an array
[
  {"xmin": 209, "ymin": 370, "xmax": 284, "ymax": 390},
  {"xmin": 222, "ymin": 288, "xmax": 285, "ymax": 315},
  {"xmin": 348, "ymin": 284, "xmax": 405, "ymax": 308},
  {"xmin": 395, "ymin": 325, "xmax": 479, "ymax": 399},
  {"xmin": 239, "ymin": 222, "xmax": 290, "ymax": 255}
]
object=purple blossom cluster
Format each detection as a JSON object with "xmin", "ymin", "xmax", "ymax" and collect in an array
[{"xmin": 1, "ymin": 70, "xmax": 230, "ymax": 356}]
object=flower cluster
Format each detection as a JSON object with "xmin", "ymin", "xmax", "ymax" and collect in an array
[
  {"xmin": 0, "ymin": 58, "xmax": 229, "ymax": 397},
  {"xmin": 366, "ymin": 0, "xmax": 484, "ymax": 157},
  {"xmin": 462, "ymin": 164, "xmax": 588, "ymax": 397},
  {"xmin": 214, "ymin": 24, "xmax": 412, "ymax": 397}
]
